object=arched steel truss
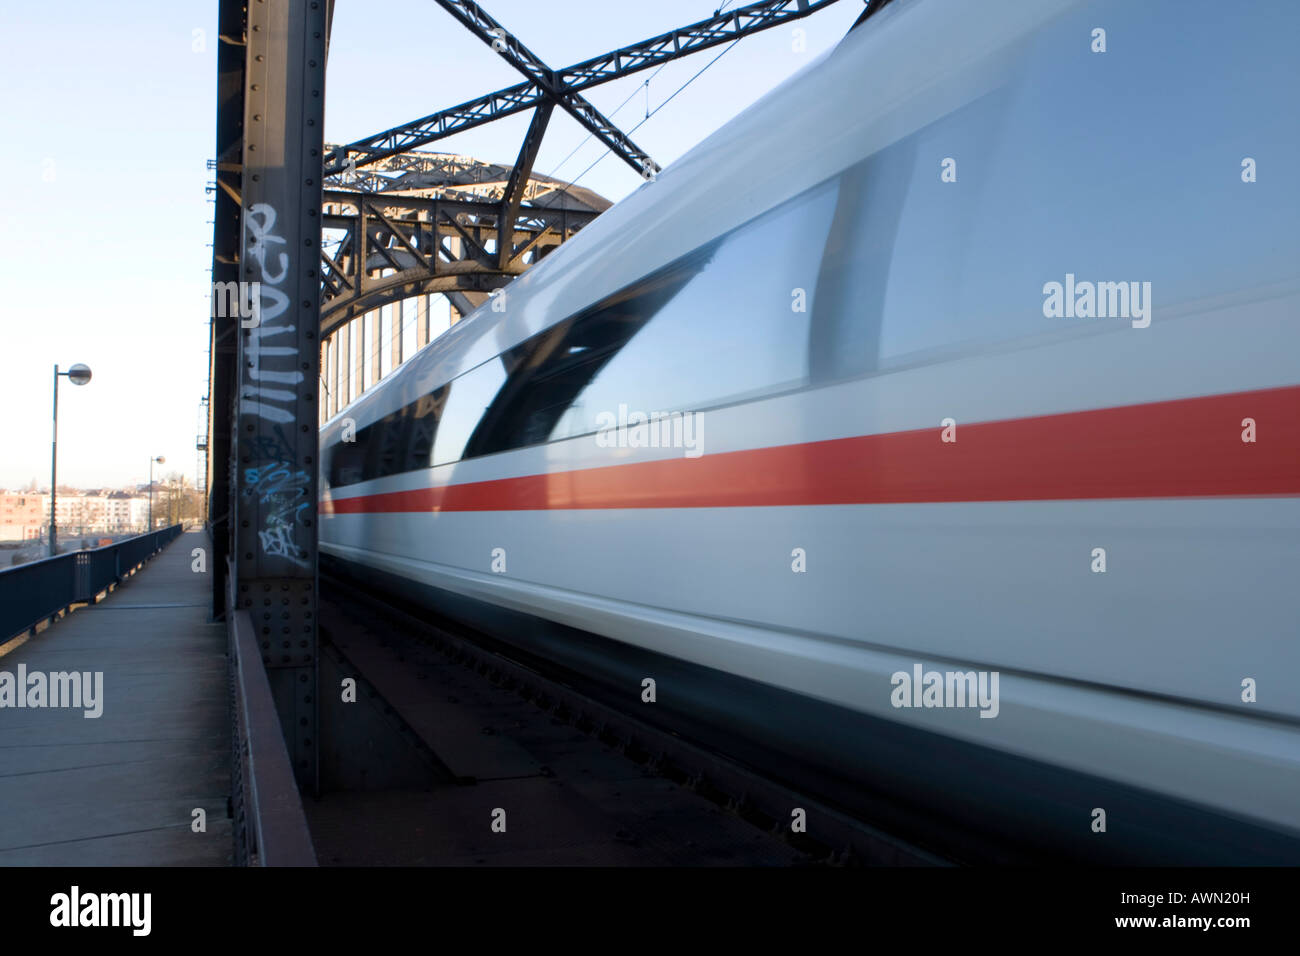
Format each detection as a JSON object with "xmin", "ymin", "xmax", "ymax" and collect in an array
[
  {"xmin": 318, "ymin": 0, "xmax": 849, "ymax": 334},
  {"xmin": 319, "ymin": 155, "xmax": 608, "ymax": 337}
]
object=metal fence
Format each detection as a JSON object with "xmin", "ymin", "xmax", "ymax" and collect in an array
[{"xmin": 0, "ymin": 524, "xmax": 184, "ymax": 646}]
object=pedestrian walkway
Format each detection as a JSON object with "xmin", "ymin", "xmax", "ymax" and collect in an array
[{"xmin": 0, "ymin": 531, "xmax": 231, "ymax": 864}]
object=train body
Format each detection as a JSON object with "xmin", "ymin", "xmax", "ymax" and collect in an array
[{"xmin": 320, "ymin": 0, "xmax": 1300, "ymax": 862}]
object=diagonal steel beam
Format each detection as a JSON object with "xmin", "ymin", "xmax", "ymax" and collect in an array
[
  {"xmin": 557, "ymin": 0, "xmax": 840, "ymax": 87},
  {"xmin": 365, "ymin": 202, "xmax": 433, "ymax": 273},
  {"xmin": 499, "ymin": 102, "xmax": 553, "ymax": 269},
  {"xmin": 325, "ymin": 81, "xmax": 543, "ymax": 175},
  {"xmin": 438, "ymin": 207, "xmax": 493, "ymax": 267},
  {"xmin": 325, "ymin": 0, "xmax": 843, "ymax": 176},
  {"xmin": 507, "ymin": 224, "xmax": 557, "ymax": 265},
  {"xmin": 432, "ymin": 1, "xmax": 658, "ymax": 178},
  {"xmin": 320, "ymin": 248, "xmax": 354, "ymax": 290}
]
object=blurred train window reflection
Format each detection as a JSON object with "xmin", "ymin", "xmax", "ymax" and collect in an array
[
  {"xmin": 432, "ymin": 358, "xmax": 507, "ymax": 465},
  {"xmin": 327, "ymin": 179, "xmax": 841, "ymax": 488},
  {"xmin": 461, "ymin": 250, "xmax": 706, "ymax": 458},
  {"xmin": 544, "ymin": 179, "xmax": 839, "ymax": 441}
]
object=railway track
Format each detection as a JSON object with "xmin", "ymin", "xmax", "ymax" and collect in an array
[{"xmin": 311, "ymin": 570, "xmax": 945, "ymax": 866}]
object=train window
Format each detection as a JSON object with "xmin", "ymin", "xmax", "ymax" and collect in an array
[
  {"xmin": 541, "ymin": 179, "xmax": 841, "ymax": 442},
  {"xmin": 359, "ymin": 384, "xmax": 448, "ymax": 481},
  {"xmin": 362, "ymin": 410, "xmax": 411, "ymax": 482},
  {"xmin": 327, "ymin": 425, "xmax": 369, "ymax": 488},
  {"xmin": 432, "ymin": 358, "xmax": 508, "ymax": 465},
  {"xmin": 407, "ymin": 388, "xmax": 446, "ymax": 469},
  {"xmin": 324, "ymin": 384, "xmax": 446, "ymax": 489},
  {"xmin": 463, "ymin": 246, "xmax": 716, "ymax": 458}
]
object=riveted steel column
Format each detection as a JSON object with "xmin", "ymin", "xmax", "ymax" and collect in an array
[
  {"xmin": 233, "ymin": 0, "xmax": 326, "ymax": 794},
  {"xmin": 209, "ymin": 0, "xmax": 248, "ymax": 620}
]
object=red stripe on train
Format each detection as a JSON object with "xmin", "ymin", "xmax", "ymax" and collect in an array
[{"xmin": 322, "ymin": 385, "xmax": 1300, "ymax": 513}]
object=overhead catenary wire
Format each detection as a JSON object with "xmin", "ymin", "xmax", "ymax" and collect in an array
[
  {"xmin": 559, "ymin": 36, "xmax": 741, "ymax": 195},
  {"xmin": 547, "ymin": 0, "xmax": 744, "ymax": 187},
  {"xmin": 546, "ymin": 61, "xmax": 670, "ymax": 181}
]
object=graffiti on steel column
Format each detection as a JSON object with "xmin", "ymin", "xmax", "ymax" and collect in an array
[
  {"xmin": 241, "ymin": 203, "xmax": 310, "ymax": 566},
  {"xmin": 246, "ymin": 429, "xmax": 296, "ymax": 463},
  {"xmin": 243, "ymin": 429, "xmax": 310, "ymax": 568},
  {"xmin": 242, "ymin": 202, "xmax": 300, "ymax": 425}
]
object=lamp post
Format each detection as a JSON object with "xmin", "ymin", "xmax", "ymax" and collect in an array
[
  {"xmin": 148, "ymin": 456, "xmax": 166, "ymax": 531},
  {"xmin": 50, "ymin": 364, "xmax": 92, "ymax": 556}
]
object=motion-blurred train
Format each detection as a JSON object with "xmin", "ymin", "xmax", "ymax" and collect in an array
[{"xmin": 321, "ymin": 0, "xmax": 1300, "ymax": 863}]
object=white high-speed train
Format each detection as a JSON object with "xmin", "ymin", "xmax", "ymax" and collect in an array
[{"xmin": 321, "ymin": 0, "xmax": 1300, "ymax": 862}]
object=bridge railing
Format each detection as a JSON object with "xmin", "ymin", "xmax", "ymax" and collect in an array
[
  {"xmin": 0, "ymin": 524, "xmax": 184, "ymax": 647},
  {"xmin": 226, "ymin": 558, "xmax": 318, "ymax": 866}
]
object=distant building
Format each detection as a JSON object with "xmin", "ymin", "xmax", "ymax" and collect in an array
[
  {"xmin": 101, "ymin": 493, "xmax": 137, "ymax": 532},
  {"xmin": 0, "ymin": 489, "xmax": 154, "ymax": 540},
  {"xmin": 0, "ymin": 492, "xmax": 48, "ymax": 542},
  {"xmin": 53, "ymin": 494, "xmax": 102, "ymax": 534},
  {"xmin": 129, "ymin": 497, "xmax": 151, "ymax": 531}
]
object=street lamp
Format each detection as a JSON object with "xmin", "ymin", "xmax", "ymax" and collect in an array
[
  {"xmin": 148, "ymin": 456, "xmax": 166, "ymax": 531},
  {"xmin": 50, "ymin": 364, "xmax": 92, "ymax": 556}
]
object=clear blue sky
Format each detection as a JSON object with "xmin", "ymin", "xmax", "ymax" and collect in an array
[{"xmin": 0, "ymin": 0, "xmax": 862, "ymax": 490}]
